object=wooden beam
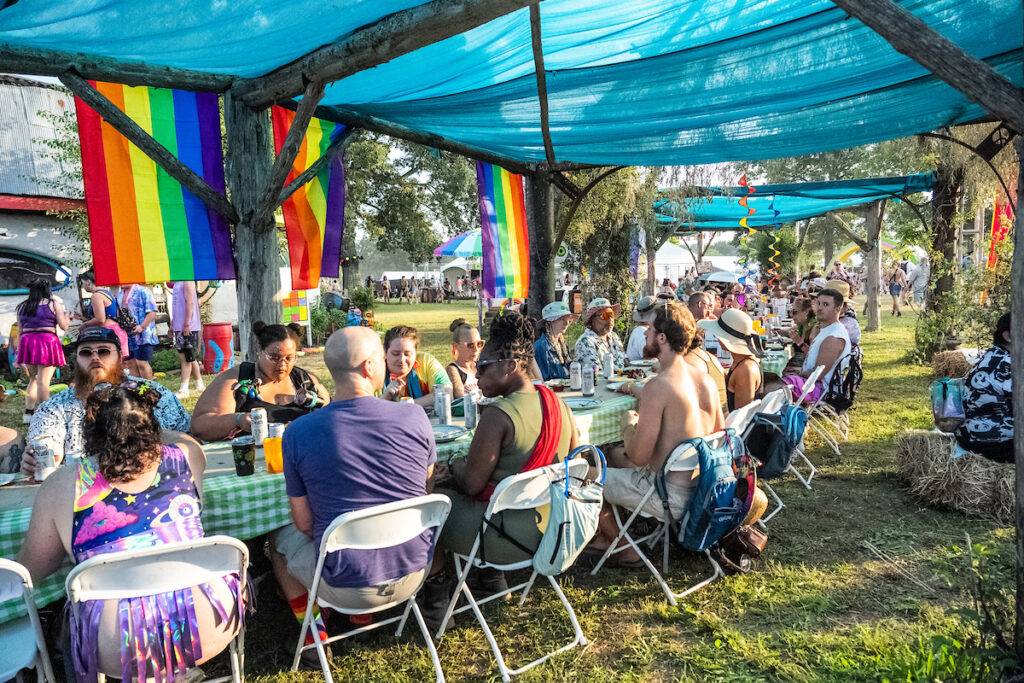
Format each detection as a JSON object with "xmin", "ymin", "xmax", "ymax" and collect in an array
[
  {"xmin": 828, "ymin": 212, "xmax": 869, "ymax": 251},
  {"xmin": 60, "ymin": 71, "xmax": 239, "ymax": 224},
  {"xmin": 278, "ymin": 127, "xmax": 357, "ymax": 207},
  {"xmin": 0, "ymin": 43, "xmax": 233, "ymax": 92},
  {"xmin": 315, "ymin": 105, "xmax": 538, "ymax": 174},
  {"xmin": 526, "ymin": 171, "xmax": 555, "ymax": 312},
  {"xmin": 253, "ymin": 80, "xmax": 325, "ymax": 226},
  {"xmin": 233, "ymin": 0, "xmax": 537, "ymax": 108},
  {"xmin": 529, "ymin": 3, "xmax": 556, "ymax": 165},
  {"xmin": 551, "ymin": 165, "xmax": 626, "ymax": 255},
  {"xmin": 1014, "ymin": 136, "xmax": 1024, "ymax": 659},
  {"xmin": 830, "ymin": 0, "xmax": 1024, "ymax": 133}
]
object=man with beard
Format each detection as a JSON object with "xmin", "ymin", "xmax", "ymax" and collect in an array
[
  {"xmin": 19, "ymin": 327, "xmax": 190, "ymax": 476},
  {"xmin": 593, "ymin": 302, "xmax": 724, "ymax": 567}
]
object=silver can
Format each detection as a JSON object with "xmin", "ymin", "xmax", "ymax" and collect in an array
[
  {"xmin": 602, "ymin": 353, "xmax": 615, "ymax": 379},
  {"xmin": 269, "ymin": 422, "xmax": 285, "ymax": 439},
  {"xmin": 569, "ymin": 361, "xmax": 582, "ymax": 391},
  {"xmin": 582, "ymin": 366, "xmax": 595, "ymax": 397},
  {"xmin": 30, "ymin": 436, "xmax": 56, "ymax": 482},
  {"xmin": 250, "ymin": 407, "xmax": 268, "ymax": 443},
  {"xmin": 464, "ymin": 389, "xmax": 478, "ymax": 430},
  {"xmin": 435, "ymin": 386, "xmax": 452, "ymax": 425}
]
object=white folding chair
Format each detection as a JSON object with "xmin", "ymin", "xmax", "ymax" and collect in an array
[
  {"xmin": 802, "ymin": 360, "xmax": 844, "ymax": 457},
  {"xmin": 591, "ymin": 432, "xmax": 732, "ymax": 606},
  {"xmin": 293, "ymin": 494, "xmax": 452, "ymax": 683},
  {"xmin": 65, "ymin": 536, "xmax": 248, "ymax": 683},
  {"xmin": 745, "ymin": 390, "xmax": 789, "ymax": 526},
  {"xmin": 788, "ymin": 365, "xmax": 825, "ymax": 488},
  {"xmin": 0, "ymin": 559, "xmax": 56, "ymax": 683},
  {"xmin": 724, "ymin": 399, "xmax": 762, "ymax": 434},
  {"xmin": 437, "ymin": 458, "xmax": 591, "ymax": 682}
]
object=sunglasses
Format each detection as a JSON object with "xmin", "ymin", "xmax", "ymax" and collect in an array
[
  {"xmin": 461, "ymin": 340, "xmax": 485, "ymax": 349},
  {"xmin": 599, "ymin": 309, "xmax": 615, "ymax": 320},
  {"xmin": 476, "ymin": 358, "xmax": 511, "ymax": 375},
  {"xmin": 77, "ymin": 346, "xmax": 114, "ymax": 359}
]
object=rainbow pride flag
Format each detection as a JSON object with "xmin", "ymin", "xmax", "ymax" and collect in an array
[
  {"xmin": 76, "ymin": 82, "xmax": 234, "ymax": 285},
  {"xmin": 271, "ymin": 107, "xmax": 346, "ymax": 290},
  {"xmin": 476, "ymin": 162, "xmax": 529, "ymax": 299}
]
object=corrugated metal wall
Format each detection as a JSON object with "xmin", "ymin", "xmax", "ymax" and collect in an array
[{"xmin": 0, "ymin": 82, "xmax": 82, "ymax": 198}]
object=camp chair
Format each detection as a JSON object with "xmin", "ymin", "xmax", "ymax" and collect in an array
[
  {"xmin": 293, "ymin": 495, "xmax": 452, "ymax": 683},
  {"xmin": 724, "ymin": 399, "xmax": 762, "ymax": 435},
  {"xmin": 591, "ymin": 432, "xmax": 734, "ymax": 606},
  {"xmin": 751, "ymin": 389, "xmax": 790, "ymax": 525},
  {"xmin": 812, "ymin": 346, "xmax": 863, "ymax": 444},
  {"xmin": 788, "ymin": 365, "xmax": 825, "ymax": 487},
  {"xmin": 65, "ymin": 535, "xmax": 248, "ymax": 683},
  {"xmin": 437, "ymin": 457, "xmax": 592, "ymax": 682},
  {"xmin": 0, "ymin": 559, "xmax": 56, "ymax": 683}
]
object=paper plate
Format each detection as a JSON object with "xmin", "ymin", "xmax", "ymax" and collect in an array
[
  {"xmin": 629, "ymin": 359, "xmax": 657, "ymax": 367},
  {"xmin": 0, "ymin": 473, "xmax": 17, "ymax": 487},
  {"xmin": 432, "ymin": 424, "xmax": 469, "ymax": 443},
  {"xmin": 563, "ymin": 397, "xmax": 601, "ymax": 411}
]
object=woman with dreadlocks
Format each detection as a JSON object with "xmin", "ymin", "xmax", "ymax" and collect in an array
[{"xmin": 417, "ymin": 311, "xmax": 579, "ymax": 631}]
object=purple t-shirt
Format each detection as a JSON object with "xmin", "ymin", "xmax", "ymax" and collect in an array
[{"xmin": 282, "ymin": 396, "xmax": 437, "ymax": 588}]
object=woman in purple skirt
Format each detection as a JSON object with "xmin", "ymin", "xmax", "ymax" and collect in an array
[{"xmin": 17, "ymin": 279, "xmax": 70, "ymax": 424}]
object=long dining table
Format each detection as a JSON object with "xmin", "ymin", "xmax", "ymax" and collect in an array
[{"xmin": 0, "ymin": 382, "xmax": 636, "ymax": 622}]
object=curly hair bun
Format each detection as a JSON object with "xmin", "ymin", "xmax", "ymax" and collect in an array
[
  {"xmin": 252, "ymin": 321, "xmax": 268, "ymax": 335},
  {"xmin": 488, "ymin": 310, "xmax": 535, "ymax": 364},
  {"xmin": 286, "ymin": 322, "xmax": 303, "ymax": 337},
  {"xmin": 449, "ymin": 318, "xmax": 469, "ymax": 333}
]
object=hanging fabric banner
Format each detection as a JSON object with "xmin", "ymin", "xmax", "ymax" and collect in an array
[
  {"xmin": 986, "ymin": 191, "xmax": 1013, "ymax": 269},
  {"xmin": 75, "ymin": 82, "xmax": 235, "ymax": 285},
  {"xmin": 476, "ymin": 162, "xmax": 530, "ymax": 299},
  {"xmin": 271, "ymin": 107, "xmax": 347, "ymax": 290}
]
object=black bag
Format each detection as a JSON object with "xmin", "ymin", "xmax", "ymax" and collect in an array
[
  {"xmin": 99, "ymin": 290, "xmax": 137, "ymax": 334},
  {"xmin": 823, "ymin": 345, "xmax": 863, "ymax": 413},
  {"xmin": 745, "ymin": 405, "xmax": 807, "ymax": 479}
]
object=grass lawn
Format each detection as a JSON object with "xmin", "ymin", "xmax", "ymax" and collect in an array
[{"xmin": 4, "ymin": 300, "xmax": 1014, "ymax": 681}]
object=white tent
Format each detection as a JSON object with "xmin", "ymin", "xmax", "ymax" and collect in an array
[{"xmin": 653, "ymin": 242, "xmax": 743, "ymax": 281}]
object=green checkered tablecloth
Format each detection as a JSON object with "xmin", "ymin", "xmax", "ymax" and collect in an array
[{"xmin": 762, "ymin": 348, "xmax": 792, "ymax": 376}]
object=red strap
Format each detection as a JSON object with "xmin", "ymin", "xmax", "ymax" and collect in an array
[{"xmin": 475, "ymin": 385, "xmax": 564, "ymax": 502}]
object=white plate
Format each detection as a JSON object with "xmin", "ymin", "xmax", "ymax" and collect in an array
[
  {"xmin": 0, "ymin": 473, "xmax": 17, "ymax": 486},
  {"xmin": 629, "ymin": 359, "xmax": 657, "ymax": 367},
  {"xmin": 563, "ymin": 397, "xmax": 601, "ymax": 411},
  {"xmin": 432, "ymin": 424, "xmax": 469, "ymax": 443}
]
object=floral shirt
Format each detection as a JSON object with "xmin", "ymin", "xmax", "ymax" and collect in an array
[
  {"xmin": 573, "ymin": 328, "xmax": 626, "ymax": 372},
  {"xmin": 956, "ymin": 345, "xmax": 1012, "ymax": 446},
  {"xmin": 120, "ymin": 285, "xmax": 159, "ymax": 346},
  {"xmin": 28, "ymin": 375, "xmax": 191, "ymax": 458}
]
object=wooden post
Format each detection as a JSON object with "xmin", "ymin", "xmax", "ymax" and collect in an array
[
  {"xmin": 864, "ymin": 202, "xmax": 883, "ymax": 332},
  {"xmin": 224, "ymin": 93, "xmax": 279, "ymax": 359},
  {"xmin": 526, "ymin": 171, "xmax": 555, "ymax": 317},
  {"xmin": 1013, "ymin": 137, "xmax": 1024, "ymax": 658}
]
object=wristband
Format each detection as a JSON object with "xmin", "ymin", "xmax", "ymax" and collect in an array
[{"xmin": 235, "ymin": 412, "xmax": 244, "ymax": 429}]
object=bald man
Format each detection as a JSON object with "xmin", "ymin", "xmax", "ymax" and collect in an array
[{"xmin": 269, "ymin": 328, "xmax": 436, "ymax": 664}]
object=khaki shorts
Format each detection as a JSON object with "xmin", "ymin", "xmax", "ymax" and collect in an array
[
  {"xmin": 274, "ymin": 524, "xmax": 426, "ymax": 610},
  {"xmin": 603, "ymin": 466, "xmax": 695, "ymax": 521}
]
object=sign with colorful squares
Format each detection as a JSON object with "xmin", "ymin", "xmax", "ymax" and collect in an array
[{"xmin": 282, "ymin": 291, "xmax": 309, "ymax": 323}]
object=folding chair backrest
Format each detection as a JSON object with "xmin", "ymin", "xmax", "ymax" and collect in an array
[
  {"xmin": 760, "ymin": 388, "xmax": 788, "ymax": 414},
  {"xmin": 66, "ymin": 535, "xmax": 249, "ymax": 605},
  {"xmin": 487, "ymin": 459, "xmax": 590, "ymax": 516},
  {"xmin": 795, "ymin": 365, "xmax": 825, "ymax": 404},
  {"xmin": 322, "ymin": 495, "xmax": 452, "ymax": 553},
  {"xmin": 724, "ymin": 399, "xmax": 762, "ymax": 434},
  {"xmin": 0, "ymin": 557, "xmax": 30, "ymax": 603}
]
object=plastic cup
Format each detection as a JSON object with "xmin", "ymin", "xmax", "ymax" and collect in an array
[
  {"xmin": 264, "ymin": 437, "xmax": 283, "ymax": 474},
  {"xmin": 231, "ymin": 435, "xmax": 255, "ymax": 476}
]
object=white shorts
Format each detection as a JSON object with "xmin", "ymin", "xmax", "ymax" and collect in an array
[{"xmin": 603, "ymin": 466, "xmax": 695, "ymax": 521}]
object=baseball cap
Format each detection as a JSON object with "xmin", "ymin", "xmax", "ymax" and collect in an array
[{"xmin": 75, "ymin": 326, "xmax": 122, "ymax": 350}]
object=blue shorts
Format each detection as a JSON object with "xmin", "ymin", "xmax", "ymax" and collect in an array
[{"xmin": 129, "ymin": 343, "xmax": 155, "ymax": 362}]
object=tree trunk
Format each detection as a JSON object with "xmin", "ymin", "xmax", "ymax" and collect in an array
[
  {"xmin": 929, "ymin": 164, "xmax": 965, "ymax": 309},
  {"xmin": 793, "ymin": 220, "xmax": 808, "ymax": 281},
  {"xmin": 823, "ymin": 220, "xmax": 835, "ymax": 274},
  {"xmin": 224, "ymin": 94, "xmax": 278, "ymax": 359},
  {"xmin": 644, "ymin": 228, "xmax": 658, "ymax": 295},
  {"xmin": 863, "ymin": 203, "xmax": 883, "ymax": 332},
  {"xmin": 526, "ymin": 171, "xmax": 555, "ymax": 316},
  {"xmin": 1012, "ymin": 137, "xmax": 1024, "ymax": 659},
  {"xmin": 341, "ymin": 226, "xmax": 358, "ymax": 290}
]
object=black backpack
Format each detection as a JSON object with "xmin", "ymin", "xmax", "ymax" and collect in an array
[
  {"xmin": 744, "ymin": 405, "xmax": 808, "ymax": 479},
  {"xmin": 823, "ymin": 346, "xmax": 863, "ymax": 413}
]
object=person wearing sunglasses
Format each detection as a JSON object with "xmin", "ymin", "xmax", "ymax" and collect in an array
[
  {"xmin": 381, "ymin": 325, "xmax": 452, "ymax": 406},
  {"xmin": 573, "ymin": 297, "xmax": 627, "ymax": 374},
  {"xmin": 191, "ymin": 322, "xmax": 330, "ymax": 442},
  {"xmin": 445, "ymin": 318, "xmax": 482, "ymax": 398},
  {"xmin": 19, "ymin": 326, "xmax": 191, "ymax": 478}
]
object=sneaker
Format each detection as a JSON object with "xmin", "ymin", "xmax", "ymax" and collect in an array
[
  {"xmin": 22, "ymin": 410, "xmax": 34, "ymax": 424},
  {"xmin": 416, "ymin": 571, "xmax": 456, "ymax": 636},
  {"xmin": 466, "ymin": 567, "xmax": 509, "ymax": 599},
  {"xmin": 298, "ymin": 642, "xmax": 333, "ymax": 670},
  {"xmin": 195, "ymin": 379, "xmax": 206, "ymax": 392},
  {"xmin": 175, "ymin": 387, "xmax": 190, "ymax": 399}
]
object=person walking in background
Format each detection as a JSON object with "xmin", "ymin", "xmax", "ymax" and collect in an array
[
  {"xmin": 119, "ymin": 283, "xmax": 159, "ymax": 379},
  {"xmin": 16, "ymin": 279, "xmax": 70, "ymax": 424},
  {"xmin": 885, "ymin": 262, "xmax": 907, "ymax": 317},
  {"xmin": 171, "ymin": 280, "xmax": 205, "ymax": 398},
  {"xmin": 78, "ymin": 269, "xmax": 129, "ymax": 358}
]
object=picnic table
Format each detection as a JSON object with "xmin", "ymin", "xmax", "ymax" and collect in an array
[{"xmin": 0, "ymin": 382, "xmax": 635, "ymax": 622}]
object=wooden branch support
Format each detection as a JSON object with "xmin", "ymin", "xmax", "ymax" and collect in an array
[
  {"xmin": 830, "ymin": 0, "xmax": 1024, "ymax": 134},
  {"xmin": 278, "ymin": 127, "xmax": 357, "ymax": 207},
  {"xmin": 253, "ymin": 81, "xmax": 326, "ymax": 225},
  {"xmin": 828, "ymin": 212, "xmax": 869, "ymax": 251},
  {"xmin": 551, "ymin": 165, "xmax": 626, "ymax": 254},
  {"xmin": 529, "ymin": 3, "xmax": 556, "ymax": 165},
  {"xmin": 233, "ymin": 0, "xmax": 537, "ymax": 108},
  {"xmin": 60, "ymin": 71, "xmax": 239, "ymax": 224}
]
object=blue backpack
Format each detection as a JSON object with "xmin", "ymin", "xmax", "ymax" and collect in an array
[
  {"xmin": 746, "ymin": 405, "xmax": 808, "ymax": 480},
  {"xmin": 656, "ymin": 429, "xmax": 745, "ymax": 552}
]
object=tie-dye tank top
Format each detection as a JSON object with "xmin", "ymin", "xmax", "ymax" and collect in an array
[{"xmin": 72, "ymin": 445, "xmax": 203, "ymax": 561}]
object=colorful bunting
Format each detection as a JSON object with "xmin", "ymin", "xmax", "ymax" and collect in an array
[
  {"xmin": 271, "ymin": 107, "xmax": 347, "ymax": 290},
  {"xmin": 75, "ymin": 82, "xmax": 235, "ymax": 285},
  {"xmin": 476, "ymin": 162, "xmax": 530, "ymax": 299},
  {"xmin": 768, "ymin": 196, "xmax": 781, "ymax": 284},
  {"xmin": 737, "ymin": 175, "xmax": 757, "ymax": 284}
]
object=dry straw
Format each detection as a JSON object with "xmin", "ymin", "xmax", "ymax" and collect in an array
[
  {"xmin": 931, "ymin": 350, "xmax": 971, "ymax": 379},
  {"xmin": 895, "ymin": 429, "xmax": 1012, "ymax": 525}
]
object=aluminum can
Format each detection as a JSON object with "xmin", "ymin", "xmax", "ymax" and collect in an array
[
  {"xmin": 250, "ymin": 407, "xmax": 268, "ymax": 443},
  {"xmin": 582, "ymin": 366, "xmax": 595, "ymax": 397},
  {"xmin": 435, "ymin": 386, "xmax": 452, "ymax": 425},
  {"xmin": 31, "ymin": 436, "xmax": 56, "ymax": 482},
  {"xmin": 463, "ymin": 390, "xmax": 479, "ymax": 430},
  {"xmin": 602, "ymin": 353, "xmax": 615, "ymax": 379},
  {"xmin": 569, "ymin": 361, "xmax": 582, "ymax": 390},
  {"xmin": 269, "ymin": 422, "xmax": 286, "ymax": 439}
]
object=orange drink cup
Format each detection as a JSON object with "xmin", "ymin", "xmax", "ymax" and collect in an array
[{"xmin": 264, "ymin": 437, "xmax": 283, "ymax": 473}]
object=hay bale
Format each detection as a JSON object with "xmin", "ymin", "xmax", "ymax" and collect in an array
[
  {"xmin": 894, "ymin": 429, "xmax": 1012, "ymax": 525},
  {"xmin": 932, "ymin": 350, "xmax": 971, "ymax": 379}
]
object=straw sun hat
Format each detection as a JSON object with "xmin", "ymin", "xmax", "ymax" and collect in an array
[{"xmin": 698, "ymin": 309, "xmax": 765, "ymax": 357}]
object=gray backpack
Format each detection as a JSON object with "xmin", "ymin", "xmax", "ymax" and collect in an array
[{"xmin": 534, "ymin": 446, "xmax": 606, "ymax": 576}]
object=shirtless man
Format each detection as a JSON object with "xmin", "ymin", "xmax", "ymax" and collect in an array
[{"xmin": 593, "ymin": 301, "xmax": 723, "ymax": 567}]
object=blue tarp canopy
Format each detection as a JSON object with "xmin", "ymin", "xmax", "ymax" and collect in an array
[
  {"xmin": 655, "ymin": 172, "xmax": 935, "ymax": 231},
  {"xmin": 1, "ymin": 1, "xmax": 1021, "ymax": 166}
]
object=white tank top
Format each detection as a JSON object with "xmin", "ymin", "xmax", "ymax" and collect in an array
[{"xmin": 803, "ymin": 321, "xmax": 851, "ymax": 386}]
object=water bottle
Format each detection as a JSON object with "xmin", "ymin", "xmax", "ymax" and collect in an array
[
  {"xmin": 582, "ymin": 366, "xmax": 595, "ymax": 397},
  {"xmin": 464, "ymin": 389, "xmax": 479, "ymax": 430},
  {"xmin": 569, "ymin": 361, "xmax": 582, "ymax": 391}
]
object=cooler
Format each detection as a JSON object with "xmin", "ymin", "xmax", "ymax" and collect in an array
[{"xmin": 202, "ymin": 322, "xmax": 234, "ymax": 374}]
